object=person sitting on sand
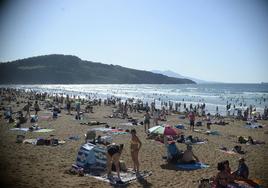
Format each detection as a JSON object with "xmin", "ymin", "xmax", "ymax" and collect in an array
[
  {"xmin": 167, "ymin": 140, "xmax": 182, "ymax": 163},
  {"xmin": 182, "ymin": 145, "xmax": 199, "ymax": 163},
  {"xmin": 106, "ymin": 143, "xmax": 124, "ymax": 180},
  {"xmin": 130, "ymin": 129, "xmax": 142, "ymax": 175},
  {"xmin": 233, "ymin": 158, "xmax": 249, "ymax": 179},
  {"xmin": 214, "ymin": 161, "xmax": 235, "ymax": 188}
]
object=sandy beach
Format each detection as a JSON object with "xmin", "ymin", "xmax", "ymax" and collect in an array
[{"xmin": 0, "ymin": 95, "xmax": 268, "ymax": 188}]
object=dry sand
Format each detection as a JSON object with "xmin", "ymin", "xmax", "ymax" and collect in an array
[{"xmin": 0, "ymin": 99, "xmax": 267, "ymax": 188}]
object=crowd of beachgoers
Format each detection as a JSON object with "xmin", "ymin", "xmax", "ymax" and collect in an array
[{"xmin": 0, "ymin": 87, "xmax": 267, "ymax": 188}]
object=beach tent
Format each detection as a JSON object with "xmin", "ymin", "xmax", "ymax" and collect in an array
[{"xmin": 76, "ymin": 143, "xmax": 107, "ymax": 169}]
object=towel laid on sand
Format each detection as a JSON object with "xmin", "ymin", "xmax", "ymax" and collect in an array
[
  {"xmin": 10, "ymin": 128, "xmax": 54, "ymax": 133},
  {"xmin": 176, "ymin": 162, "xmax": 209, "ymax": 170},
  {"xmin": 88, "ymin": 169, "xmax": 152, "ymax": 185},
  {"xmin": 91, "ymin": 127, "xmax": 129, "ymax": 135}
]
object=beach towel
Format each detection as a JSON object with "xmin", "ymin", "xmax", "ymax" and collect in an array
[
  {"xmin": 110, "ymin": 130, "xmax": 128, "ymax": 135},
  {"xmin": 10, "ymin": 128, "xmax": 54, "ymax": 133},
  {"xmin": 206, "ymin": 130, "xmax": 221, "ymax": 135},
  {"xmin": 190, "ymin": 141, "xmax": 207, "ymax": 145},
  {"xmin": 34, "ymin": 129, "xmax": 54, "ymax": 133},
  {"xmin": 91, "ymin": 127, "xmax": 112, "ymax": 132},
  {"xmin": 89, "ymin": 169, "xmax": 152, "ymax": 185},
  {"xmin": 10, "ymin": 128, "xmax": 29, "ymax": 132},
  {"xmin": 176, "ymin": 162, "xmax": 209, "ymax": 170},
  {"xmin": 176, "ymin": 124, "xmax": 186, "ymax": 130},
  {"xmin": 244, "ymin": 124, "xmax": 263, "ymax": 129},
  {"xmin": 120, "ymin": 122, "xmax": 135, "ymax": 126}
]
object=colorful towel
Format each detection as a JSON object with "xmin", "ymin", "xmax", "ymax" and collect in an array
[{"xmin": 176, "ymin": 162, "xmax": 209, "ymax": 170}]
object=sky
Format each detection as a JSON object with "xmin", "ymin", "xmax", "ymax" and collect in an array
[{"xmin": 0, "ymin": 0, "xmax": 268, "ymax": 83}]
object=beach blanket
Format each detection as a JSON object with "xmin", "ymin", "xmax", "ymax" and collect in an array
[
  {"xmin": 10, "ymin": 128, "xmax": 54, "ymax": 133},
  {"xmin": 120, "ymin": 122, "xmax": 136, "ymax": 126},
  {"xmin": 175, "ymin": 124, "xmax": 186, "ymax": 130},
  {"xmin": 206, "ymin": 130, "xmax": 221, "ymax": 135},
  {"xmin": 91, "ymin": 127, "xmax": 112, "ymax": 132},
  {"xmin": 244, "ymin": 124, "xmax": 263, "ymax": 129},
  {"xmin": 191, "ymin": 141, "xmax": 207, "ymax": 145},
  {"xmin": 176, "ymin": 162, "xmax": 209, "ymax": 170},
  {"xmin": 110, "ymin": 130, "xmax": 128, "ymax": 135},
  {"xmin": 91, "ymin": 127, "xmax": 129, "ymax": 135},
  {"xmin": 23, "ymin": 139, "xmax": 65, "ymax": 145},
  {"xmin": 88, "ymin": 169, "xmax": 152, "ymax": 185}
]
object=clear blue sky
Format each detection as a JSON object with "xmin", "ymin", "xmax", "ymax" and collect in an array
[{"xmin": 0, "ymin": 0, "xmax": 267, "ymax": 83}]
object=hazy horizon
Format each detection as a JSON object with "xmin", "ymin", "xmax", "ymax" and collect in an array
[{"xmin": 0, "ymin": 0, "xmax": 267, "ymax": 83}]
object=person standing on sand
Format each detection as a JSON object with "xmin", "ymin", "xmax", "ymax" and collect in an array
[
  {"xmin": 144, "ymin": 110, "xmax": 151, "ymax": 133},
  {"xmin": 66, "ymin": 99, "xmax": 71, "ymax": 115},
  {"xmin": 130, "ymin": 129, "xmax": 142, "ymax": 175},
  {"xmin": 34, "ymin": 100, "xmax": 40, "ymax": 115},
  {"xmin": 106, "ymin": 144, "xmax": 124, "ymax": 180},
  {"xmin": 23, "ymin": 101, "xmax": 31, "ymax": 118},
  {"xmin": 188, "ymin": 111, "xmax": 195, "ymax": 131}
]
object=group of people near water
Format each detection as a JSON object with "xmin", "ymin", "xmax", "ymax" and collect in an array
[{"xmin": 0, "ymin": 87, "xmax": 265, "ymax": 187}]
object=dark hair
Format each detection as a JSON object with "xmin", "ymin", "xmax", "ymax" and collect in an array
[
  {"xmin": 222, "ymin": 160, "xmax": 229, "ymax": 166},
  {"xmin": 217, "ymin": 162, "xmax": 225, "ymax": 171},
  {"xmin": 130, "ymin": 129, "xmax": 136, "ymax": 134},
  {"xmin": 119, "ymin": 144, "xmax": 124, "ymax": 150}
]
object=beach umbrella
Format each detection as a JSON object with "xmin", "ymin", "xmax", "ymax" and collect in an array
[
  {"xmin": 148, "ymin": 125, "xmax": 163, "ymax": 133},
  {"xmin": 163, "ymin": 125, "xmax": 182, "ymax": 136},
  {"xmin": 150, "ymin": 125, "xmax": 182, "ymax": 136}
]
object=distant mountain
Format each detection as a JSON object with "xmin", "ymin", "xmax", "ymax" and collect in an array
[
  {"xmin": 0, "ymin": 54, "xmax": 196, "ymax": 84},
  {"xmin": 151, "ymin": 70, "xmax": 210, "ymax": 84}
]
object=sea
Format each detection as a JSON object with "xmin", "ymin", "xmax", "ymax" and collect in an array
[{"xmin": 1, "ymin": 83, "xmax": 268, "ymax": 115}]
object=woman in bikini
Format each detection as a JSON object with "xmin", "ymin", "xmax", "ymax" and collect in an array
[
  {"xmin": 106, "ymin": 143, "xmax": 124, "ymax": 179},
  {"xmin": 130, "ymin": 129, "xmax": 142, "ymax": 175}
]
